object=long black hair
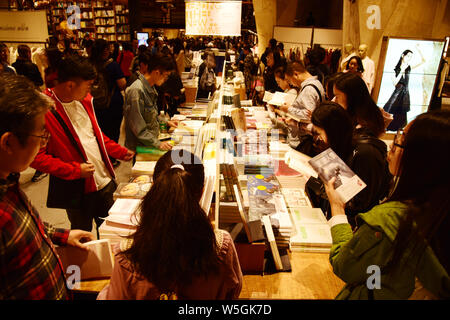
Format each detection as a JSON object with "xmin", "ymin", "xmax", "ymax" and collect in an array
[
  {"xmin": 346, "ymin": 56, "xmax": 365, "ymax": 73},
  {"xmin": 386, "ymin": 110, "xmax": 450, "ymax": 274},
  {"xmin": 394, "ymin": 50, "xmax": 413, "ymax": 77},
  {"xmin": 311, "ymin": 102, "xmax": 354, "ymax": 162},
  {"xmin": 334, "ymin": 72, "xmax": 385, "ymax": 137},
  {"xmin": 124, "ymin": 149, "xmax": 220, "ymax": 293}
]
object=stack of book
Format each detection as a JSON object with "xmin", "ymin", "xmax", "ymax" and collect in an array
[
  {"xmin": 246, "ymin": 174, "xmax": 293, "ymax": 249},
  {"xmin": 131, "ymin": 161, "xmax": 156, "ymax": 176},
  {"xmin": 269, "ymin": 194, "xmax": 294, "ymax": 249},
  {"xmin": 289, "ymin": 207, "xmax": 332, "ymax": 253},
  {"xmin": 269, "ymin": 141, "xmax": 291, "ymax": 160},
  {"xmin": 98, "ymin": 198, "xmax": 140, "ymax": 246}
]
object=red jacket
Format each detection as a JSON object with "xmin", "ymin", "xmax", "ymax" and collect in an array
[{"xmin": 31, "ymin": 88, "xmax": 128, "ymax": 194}]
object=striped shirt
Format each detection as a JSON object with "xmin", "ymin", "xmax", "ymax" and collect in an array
[{"xmin": 0, "ymin": 173, "xmax": 69, "ymax": 300}]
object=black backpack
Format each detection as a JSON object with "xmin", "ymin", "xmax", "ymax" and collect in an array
[{"xmin": 91, "ymin": 59, "xmax": 113, "ymax": 110}]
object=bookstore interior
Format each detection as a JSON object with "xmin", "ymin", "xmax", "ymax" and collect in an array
[{"xmin": 0, "ymin": 0, "xmax": 449, "ymax": 303}]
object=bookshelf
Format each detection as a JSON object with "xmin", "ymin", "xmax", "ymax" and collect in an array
[{"xmin": 45, "ymin": 1, "xmax": 131, "ymax": 43}]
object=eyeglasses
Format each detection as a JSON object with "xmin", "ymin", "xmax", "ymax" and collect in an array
[{"xmin": 28, "ymin": 130, "xmax": 51, "ymax": 146}]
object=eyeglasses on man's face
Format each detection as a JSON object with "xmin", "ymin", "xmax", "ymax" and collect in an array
[{"xmin": 27, "ymin": 130, "xmax": 51, "ymax": 147}]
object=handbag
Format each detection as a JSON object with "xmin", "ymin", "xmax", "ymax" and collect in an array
[{"xmin": 46, "ymin": 109, "xmax": 86, "ymax": 210}]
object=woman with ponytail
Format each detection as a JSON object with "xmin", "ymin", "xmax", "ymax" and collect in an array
[
  {"xmin": 98, "ymin": 149, "xmax": 243, "ymax": 300},
  {"xmin": 324, "ymin": 110, "xmax": 450, "ymax": 299}
]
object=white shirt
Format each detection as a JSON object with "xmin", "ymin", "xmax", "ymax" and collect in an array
[
  {"xmin": 361, "ymin": 56, "xmax": 375, "ymax": 93},
  {"xmin": 61, "ymin": 100, "xmax": 112, "ymax": 190}
]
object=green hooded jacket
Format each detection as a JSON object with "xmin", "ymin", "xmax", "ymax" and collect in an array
[{"xmin": 329, "ymin": 201, "xmax": 450, "ymax": 299}]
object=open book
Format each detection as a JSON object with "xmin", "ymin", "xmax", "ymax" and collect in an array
[
  {"xmin": 308, "ymin": 148, "xmax": 367, "ymax": 203},
  {"xmin": 56, "ymin": 239, "xmax": 114, "ymax": 280},
  {"xmin": 284, "ymin": 148, "xmax": 318, "ymax": 180},
  {"xmin": 267, "ymin": 91, "xmax": 297, "ymax": 107}
]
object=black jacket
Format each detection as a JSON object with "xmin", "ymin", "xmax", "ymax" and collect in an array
[
  {"xmin": 306, "ymin": 128, "xmax": 392, "ymax": 227},
  {"xmin": 346, "ymin": 128, "xmax": 392, "ymax": 221},
  {"xmin": 12, "ymin": 59, "xmax": 43, "ymax": 87}
]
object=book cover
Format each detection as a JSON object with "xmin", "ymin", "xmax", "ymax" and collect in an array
[
  {"xmin": 108, "ymin": 198, "xmax": 141, "ymax": 216},
  {"xmin": 55, "ymin": 239, "xmax": 114, "ymax": 280},
  {"xmin": 290, "ymin": 207, "xmax": 327, "ymax": 225},
  {"xmin": 290, "ymin": 223, "xmax": 332, "ymax": 248},
  {"xmin": 248, "ymin": 195, "xmax": 276, "ymax": 222},
  {"xmin": 308, "ymin": 148, "xmax": 367, "ymax": 203},
  {"xmin": 281, "ymin": 188, "xmax": 311, "ymax": 208},
  {"xmin": 247, "ymin": 174, "xmax": 280, "ymax": 196}
]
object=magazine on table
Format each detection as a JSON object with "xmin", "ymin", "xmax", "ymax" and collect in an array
[{"xmin": 308, "ymin": 148, "xmax": 366, "ymax": 203}]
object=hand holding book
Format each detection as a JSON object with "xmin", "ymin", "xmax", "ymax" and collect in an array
[{"xmin": 324, "ymin": 177, "xmax": 346, "ymax": 217}]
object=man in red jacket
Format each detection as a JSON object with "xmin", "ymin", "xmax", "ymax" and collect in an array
[{"xmin": 31, "ymin": 55, "xmax": 135, "ymax": 234}]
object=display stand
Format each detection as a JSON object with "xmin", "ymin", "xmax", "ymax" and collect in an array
[{"xmin": 70, "ymin": 61, "xmax": 346, "ymax": 299}]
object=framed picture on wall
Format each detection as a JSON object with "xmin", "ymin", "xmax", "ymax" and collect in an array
[{"xmin": 373, "ymin": 37, "xmax": 448, "ymax": 132}]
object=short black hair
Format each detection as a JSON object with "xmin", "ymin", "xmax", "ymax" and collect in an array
[
  {"xmin": 140, "ymin": 52, "xmax": 175, "ymax": 73},
  {"xmin": 57, "ymin": 54, "xmax": 97, "ymax": 83},
  {"xmin": 286, "ymin": 60, "xmax": 307, "ymax": 75},
  {"xmin": 17, "ymin": 44, "xmax": 31, "ymax": 59},
  {"xmin": 0, "ymin": 73, "xmax": 53, "ymax": 145},
  {"xmin": 269, "ymin": 38, "xmax": 277, "ymax": 48}
]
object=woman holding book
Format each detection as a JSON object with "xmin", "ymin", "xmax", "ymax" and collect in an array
[
  {"xmin": 98, "ymin": 149, "xmax": 243, "ymax": 300},
  {"xmin": 324, "ymin": 110, "xmax": 450, "ymax": 299},
  {"xmin": 307, "ymin": 102, "xmax": 392, "ymax": 228},
  {"xmin": 333, "ymin": 72, "xmax": 385, "ymax": 138}
]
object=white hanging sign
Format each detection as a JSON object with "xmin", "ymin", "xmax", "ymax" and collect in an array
[
  {"xmin": 185, "ymin": 0, "xmax": 242, "ymax": 36},
  {"xmin": 0, "ymin": 10, "xmax": 48, "ymax": 43}
]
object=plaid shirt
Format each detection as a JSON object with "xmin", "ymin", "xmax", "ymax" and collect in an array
[{"xmin": 0, "ymin": 173, "xmax": 69, "ymax": 300}]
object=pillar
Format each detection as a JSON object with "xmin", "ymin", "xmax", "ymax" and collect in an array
[{"xmin": 253, "ymin": 0, "xmax": 277, "ymax": 57}]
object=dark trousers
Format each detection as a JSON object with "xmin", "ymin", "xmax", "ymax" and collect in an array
[{"xmin": 66, "ymin": 180, "xmax": 117, "ymax": 237}]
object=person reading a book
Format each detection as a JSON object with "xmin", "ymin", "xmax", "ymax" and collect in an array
[
  {"xmin": 98, "ymin": 149, "xmax": 243, "ymax": 300},
  {"xmin": 0, "ymin": 73, "xmax": 95, "ymax": 299},
  {"xmin": 124, "ymin": 52, "xmax": 177, "ymax": 152},
  {"xmin": 279, "ymin": 60, "xmax": 325, "ymax": 125},
  {"xmin": 333, "ymin": 72, "xmax": 385, "ymax": 137},
  {"xmin": 267, "ymin": 66, "xmax": 298, "ymax": 131},
  {"xmin": 307, "ymin": 102, "xmax": 392, "ymax": 228},
  {"xmin": 324, "ymin": 110, "xmax": 450, "ymax": 299},
  {"xmin": 279, "ymin": 61, "xmax": 325, "ymax": 155}
]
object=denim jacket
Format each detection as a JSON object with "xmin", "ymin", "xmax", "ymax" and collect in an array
[{"xmin": 124, "ymin": 73, "xmax": 161, "ymax": 150}]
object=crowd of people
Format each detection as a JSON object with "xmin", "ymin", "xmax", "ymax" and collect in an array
[{"xmin": 0, "ymin": 33, "xmax": 449, "ymax": 300}]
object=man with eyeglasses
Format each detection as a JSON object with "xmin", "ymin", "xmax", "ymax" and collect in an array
[
  {"xmin": 30, "ymin": 55, "xmax": 135, "ymax": 234},
  {"xmin": 0, "ymin": 73, "xmax": 96, "ymax": 299}
]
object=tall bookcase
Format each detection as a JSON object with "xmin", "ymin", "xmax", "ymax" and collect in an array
[{"xmin": 47, "ymin": 0, "xmax": 130, "ymax": 43}]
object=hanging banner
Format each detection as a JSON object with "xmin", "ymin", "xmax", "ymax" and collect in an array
[
  {"xmin": 185, "ymin": 0, "xmax": 242, "ymax": 36},
  {"xmin": 0, "ymin": 10, "xmax": 48, "ymax": 43}
]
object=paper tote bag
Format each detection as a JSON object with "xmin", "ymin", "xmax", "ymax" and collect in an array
[{"xmin": 47, "ymin": 176, "xmax": 85, "ymax": 210}]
